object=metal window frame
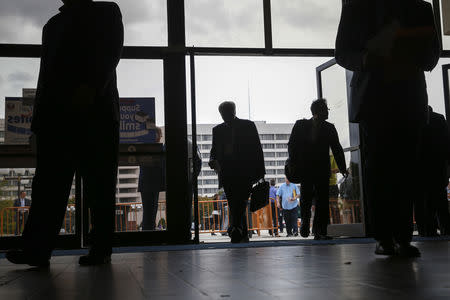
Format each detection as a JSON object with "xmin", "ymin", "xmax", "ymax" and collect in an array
[{"xmin": 0, "ymin": 0, "xmax": 448, "ymax": 248}]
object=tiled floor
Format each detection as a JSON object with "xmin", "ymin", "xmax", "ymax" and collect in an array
[{"xmin": 0, "ymin": 240, "xmax": 449, "ymax": 300}]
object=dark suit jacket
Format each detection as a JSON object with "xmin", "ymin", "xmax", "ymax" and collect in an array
[
  {"xmin": 31, "ymin": 1, "xmax": 124, "ymax": 135},
  {"xmin": 14, "ymin": 198, "xmax": 32, "ymax": 207},
  {"xmin": 288, "ymin": 119, "xmax": 346, "ymax": 180},
  {"xmin": 210, "ymin": 118, "xmax": 265, "ymax": 187},
  {"xmin": 335, "ymin": 0, "xmax": 440, "ymax": 122}
]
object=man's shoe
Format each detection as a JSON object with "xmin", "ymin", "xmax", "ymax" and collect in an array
[
  {"xmin": 374, "ymin": 240, "xmax": 395, "ymax": 256},
  {"xmin": 79, "ymin": 253, "xmax": 111, "ymax": 266},
  {"xmin": 314, "ymin": 234, "xmax": 332, "ymax": 240},
  {"xmin": 294, "ymin": 233, "xmax": 299, "ymax": 237},
  {"xmin": 286, "ymin": 233, "xmax": 293, "ymax": 237},
  {"xmin": 394, "ymin": 243, "xmax": 421, "ymax": 258},
  {"xmin": 6, "ymin": 249, "xmax": 50, "ymax": 267},
  {"xmin": 230, "ymin": 227, "xmax": 243, "ymax": 243},
  {"xmin": 300, "ymin": 220, "xmax": 310, "ymax": 238}
]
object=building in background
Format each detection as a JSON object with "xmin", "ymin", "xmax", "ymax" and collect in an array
[{"xmin": 189, "ymin": 121, "xmax": 294, "ymax": 196}]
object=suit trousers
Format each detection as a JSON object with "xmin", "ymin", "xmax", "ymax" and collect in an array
[
  {"xmin": 223, "ymin": 180, "xmax": 252, "ymax": 236},
  {"xmin": 141, "ymin": 189, "xmax": 159, "ymax": 230},
  {"xmin": 22, "ymin": 121, "xmax": 119, "ymax": 259},
  {"xmin": 361, "ymin": 115, "xmax": 423, "ymax": 244},
  {"xmin": 300, "ymin": 178, "xmax": 330, "ymax": 236},
  {"xmin": 283, "ymin": 207, "xmax": 298, "ymax": 235}
]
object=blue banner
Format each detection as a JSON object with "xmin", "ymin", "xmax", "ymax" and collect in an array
[{"xmin": 119, "ymin": 98, "xmax": 156, "ymax": 144}]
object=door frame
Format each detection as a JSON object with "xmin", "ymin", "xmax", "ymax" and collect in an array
[{"xmin": 316, "ymin": 58, "xmax": 366, "ymax": 237}]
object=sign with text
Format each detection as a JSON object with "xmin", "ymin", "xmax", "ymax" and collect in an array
[
  {"xmin": 119, "ymin": 98, "xmax": 156, "ymax": 144},
  {"xmin": 5, "ymin": 89, "xmax": 36, "ymax": 144}
]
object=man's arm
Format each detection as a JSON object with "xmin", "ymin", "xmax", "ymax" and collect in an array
[
  {"xmin": 417, "ymin": 2, "xmax": 440, "ymax": 72},
  {"xmin": 335, "ymin": 1, "xmax": 369, "ymax": 72},
  {"xmin": 31, "ymin": 24, "xmax": 50, "ymax": 134},
  {"xmin": 250, "ymin": 122, "xmax": 265, "ymax": 179},
  {"xmin": 288, "ymin": 121, "xmax": 300, "ymax": 160},
  {"xmin": 209, "ymin": 127, "xmax": 220, "ymax": 171},
  {"xmin": 329, "ymin": 125, "xmax": 347, "ymax": 176},
  {"xmin": 86, "ymin": 3, "xmax": 124, "ymax": 95}
]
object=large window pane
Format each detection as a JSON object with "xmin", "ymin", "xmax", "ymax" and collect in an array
[
  {"xmin": 185, "ymin": 0, "xmax": 264, "ymax": 47},
  {"xmin": 0, "ymin": 0, "xmax": 167, "ymax": 46},
  {"xmin": 272, "ymin": 0, "xmax": 341, "ymax": 48}
]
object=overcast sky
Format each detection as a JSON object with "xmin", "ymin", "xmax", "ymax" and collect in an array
[{"xmin": 0, "ymin": 0, "xmax": 448, "ymax": 146}]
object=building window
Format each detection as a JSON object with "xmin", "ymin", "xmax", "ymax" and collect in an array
[
  {"xmin": 277, "ymin": 169, "xmax": 285, "ymax": 175},
  {"xmin": 203, "ymin": 179, "xmax": 218, "ymax": 185},
  {"xmin": 260, "ymin": 134, "xmax": 275, "ymax": 140},
  {"xmin": 202, "ymin": 162, "xmax": 210, "ymax": 168},
  {"xmin": 276, "ymin": 152, "xmax": 288, "ymax": 157},
  {"xmin": 264, "ymin": 152, "xmax": 275, "ymax": 158},
  {"xmin": 276, "ymin": 144, "xmax": 288, "ymax": 149},
  {"xmin": 202, "ymin": 170, "xmax": 216, "ymax": 176},
  {"xmin": 276, "ymin": 134, "xmax": 290, "ymax": 140},
  {"xmin": 266, "ymin": 169, "xmax": 276, "ymax": 175},
  {"xmin": 201, "ymin": 135, "xmax": 212, "ymax": 141},
  {"xmin": 201, "ymin": 144, "xmax": 212, "ymax": 150},
  {"xmin": 265, "ymin": 161, "xmax": 276, "ymax": 167},
  {"xmin": 277, "ymin": 178, "xmax": 285, "ymax": 183},
  {"xmin": 201, "ymin": 153, "xmax": 210, "ymax": 159},
  {"xmin": 277, "ymin": 161, "xmax": 286, "ymax": 166},
  {"xmin": 262, "ymin": 144, "xmax": 275, "ymax": 149}
]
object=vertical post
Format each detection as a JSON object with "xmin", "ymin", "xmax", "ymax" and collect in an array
[
  {"xmin": 166, "ymin": 0, "xmax": 190, "ymax": 242},
  {"xmin": 190, "ymin": 52, "xmax": 200, "ymax": 244},
  {"xmin": 433, "ymin": 0, "xmax": 443, "ymax": 52},
  {"xmin": 263, "ymin": 0, "xmax": 273, "ymax": 53}
]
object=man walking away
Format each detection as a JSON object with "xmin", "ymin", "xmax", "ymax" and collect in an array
[
  {"xmin": 6, "ymin": 0, "xmax": 123, "ymax": 267},
  {"xmin": 288, "ymin": 99, "xmax": 347, "ymax": 240},
  {"xmin": 209, "ymin": 101, "xmax": 265, "ymax": 243},
  {"xmin": 268, "ymin": 179, "xmax": 279, "ymax": 237},
  {"xmin": 336, "ymin": 0, "xmax": 440, "ymax": 257}
]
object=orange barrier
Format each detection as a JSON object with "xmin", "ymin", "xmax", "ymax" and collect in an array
[
  {"xmin": 0, "ymin": 205, "xmax": 76, "ymax": 236},
  {"xmin": 195, "ymin": 198, "xmax": 280, "ymax": 234}
]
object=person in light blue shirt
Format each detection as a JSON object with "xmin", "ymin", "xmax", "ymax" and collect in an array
[{"xmin": 277, "ymin": 178, "xmax": 300, "ymax": 236}]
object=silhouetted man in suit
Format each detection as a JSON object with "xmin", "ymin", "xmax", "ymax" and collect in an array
[
  {"xmin": 13, "ymin": 191, "xmax": 32, "ymax": 235},
  {"xmin": 209, "ymin": 101, "xmax": 265, "ymax": 243},
  {"xmin": 336, "ymin": 0, "xmax": 440, "ymax": 256},
  {"xmin": 7, "ymin": 0, "xmax": 123, "ymax": 266},
  {"xmin": 288, "ymin": 99, "xmax": 347, "ymax": 240},
  {"xmin": 416, "ymin": 106, "xmax": 450, "ymax": 236}
]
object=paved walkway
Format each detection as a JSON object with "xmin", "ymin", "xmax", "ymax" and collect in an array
[{"xmin": 0, "ymin": 239, "xmax": 449, "ymax": 299}]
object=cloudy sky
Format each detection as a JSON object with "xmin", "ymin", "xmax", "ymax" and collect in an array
[{"xmin": 0, "ymin": 0, "xmax": 449, "ymax": 146}]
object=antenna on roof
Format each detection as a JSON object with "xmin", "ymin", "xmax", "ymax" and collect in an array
[{"xmin": 247, "ymin": 79, "xmax": 251, "ymax": 120}]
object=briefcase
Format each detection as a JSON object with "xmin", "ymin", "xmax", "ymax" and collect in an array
[
  {"xmin": 250, "ymin": 179, "xmax": 270, "ymax": 212},
  {"xmin": 284, "ymin": 158, "xmax": 303, "ymax": 184}
]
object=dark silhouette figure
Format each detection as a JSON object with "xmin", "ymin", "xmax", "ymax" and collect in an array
[
  {"xmin": 13, "ymin": 191, "xmax": 32, "ymax": 235},
  {"xmin": 6, "ymin": 0, "xmax": 123, "ymax": 267},
  {"xmin": 288, "ymin": 99, "xmax": 347, "ymax": 240},
  {"xmin": 415, "ymin": 106, "xmax": 450, "ymax": 236},
  {"xmin": 139, "ymin": 127, "xmax": 165, "ymax": 231},
  {"xmin": 336, "ymin": 0, "xmax": 440, "ymax": 256},
  {"xmin": 209, "ymin": 101, "xmax": 265, "ymax": 243}
]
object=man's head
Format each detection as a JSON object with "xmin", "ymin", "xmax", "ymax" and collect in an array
[
  {"xmin": 20, "ymin": 191, "xmax": 26, "ymax": 199},
  {"xmin": 218, "ymin": 101, "xmax": 236, "ymax": 124},
  {"xmin": 285, "ymin": 177, "xmax": 290, "ymax": 184},
  {"xmin": 270, "ymin": 179, "xmax": 276, "ymax": 186},
  {"xmin": 310, "ymin": 99, "xmax": 329, "ymax": 120}
]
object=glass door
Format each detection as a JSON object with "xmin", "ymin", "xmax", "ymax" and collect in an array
[{"xmin": 316, "ymin": 59, "xmax": 366, "ymax": 237}]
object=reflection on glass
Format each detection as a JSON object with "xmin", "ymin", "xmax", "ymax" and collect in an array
[
  {"xmin": 185, "ymin": 0, "xmax": 264, "ymax": 47},
  {"xmin": 328, "ymin": 151, "xmax": 362, "ymax": 225},
  {"xmin": 0, "ymin": 168, "xmax": 76, "ymax": 236},
  {"xmin": 321, "ymin": 64, "xmax": 350, "ymax": 149},
  {"xmin": 271, "ymin": 0, "xmax": 341, "ymax": 48}
]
